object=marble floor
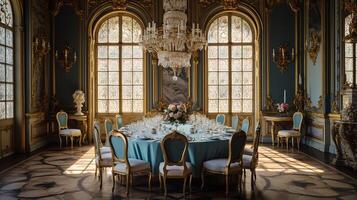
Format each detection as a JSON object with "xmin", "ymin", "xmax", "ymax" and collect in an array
[{"xmin": 0, "ymin": 146, "xmax": 357, "ymax": 200}]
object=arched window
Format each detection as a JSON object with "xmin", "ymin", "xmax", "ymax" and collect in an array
[
  {"xmin": 206, "ymin": 14, "xmax": 254, "ymax": 114},
  {"xmin": 344, "ymin": 14, "xmax": 357, "ymax": 87},
  {"xmin": 0, "ymin": 0, "xmax": 14, "ymax": 119},
  {"xmin": 96, "ymin": 14, "xmax": 144, "ymax": 113}
]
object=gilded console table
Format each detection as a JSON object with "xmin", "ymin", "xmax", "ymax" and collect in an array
[
  {"xmin": 263, "ymin": 114, "xmax": 293, "ymax": 146},
  {"xmin": 332, "ymin": 121, "xmax": 357, "ymax": 170},
  {"xmin": 69, "ymin": 114, "xmax": 88, "ymax": 144}
]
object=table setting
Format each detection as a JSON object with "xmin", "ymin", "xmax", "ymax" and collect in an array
[{"xmin": 114, "ymin": 103, "xmax": 236, "ymax": 176}]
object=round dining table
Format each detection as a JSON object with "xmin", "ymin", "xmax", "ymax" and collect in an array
[{"xmin": 127, "ymin": 137, "xmax": 229, "ymax": 177}]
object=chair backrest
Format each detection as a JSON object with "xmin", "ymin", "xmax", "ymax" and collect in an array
[
  {"xmin": 116, "ymin": 115, "xmax": 123, "ymax": 129},
  {"xmin": 56, "ymin": 111, "xmax": 68, "ymax": 131},
  {"xmin": 216, "ymin": 114, "xmax": 225, "ymax": 125},
  {"xmin": 252, "ymin": 122, "xmax": 261, "ymax": 156},
  {"xmin": 93, "ymin": 120, "xmax": 104, "ymax": 147},
  {"xmin": 227, "ymin": 130, "xmax": 247, "ymax": 167},
  {"xmin": 109, "ymin": 130, "xmax": 130, "ymax": 168},
  {"xmin": 292, "ymin": 112, "xmax": 303, "ymax": 131},
  {"xmin": 231, "ymin": 115, "xmax": 239, "ymax": 130},
  {"xmin": 93, "ymin": 126, "xmax": 101, "ymax": 159},
  {"xmin": 160, "ymin": 131, "xmax": 189, "ymax": 174},
  {"xmin": 241, "ymin": 118, "xmax": 250, "ymax": 134},
  {"xmin": 104, "ymin": 119, "xmax": 113, "ymax": 135}
]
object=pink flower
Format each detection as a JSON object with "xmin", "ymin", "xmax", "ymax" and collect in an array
[
  {"xmin": 168, "ymin": 104, "xmax": 177, "ymax": 112},
  {"xmin": 174, "ymin": 111, "xmax": 183, "ymax": 119},
  {"xmin": 169, "ymin": 112, "xmax": 174, "ymax": 118}
]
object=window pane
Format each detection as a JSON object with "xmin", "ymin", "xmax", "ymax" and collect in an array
[
  {"xmin": 98, "ymin": 86, "xmax": 108, "ymax": 99},
  {"xmin": 243, "ymin": 100, "xmax": 252, "ymax": 112},
  {"xmin": 345, "ymin": 15, "xmax": 352, "ymax": 37},
  {"xmin": 232, "ymin": 59, "xmax": 242, "ymax": 71},
  {"xmin": 108, "ymin": 46, "xmax": 119, "ymax": 58},
  {"xmin": 108, "ymin": 72, "xmax": 119, "ymax": 85},
  {"xmin": 98, "ymin": 100, "xmax": 108, "ymax": 113},
  {"xmin": 232, "ymin": 46, "xmax": 242, "ymax": 58},
  {"xmin": 242, "ymin": 46, "xmax": 252, "ymax": 58},
  {"xmin": 6, "ymin": 83, "xmax": 12, "ymax": 100},
  {"xmin": 122, "ymin": 72, "xmax": 132, "ymax": 85},
  {"xmin": 122, "ymin": 16, "xmax": 133, "ymax": 43},
  {"xmin": 232, "ymin": 72, "xmax": 242, "ymax": 85},
  {"xmin": 232, "ymin": 99, "xmax": 242, "ymax": 112},
  {"xmin": 133, "ymin": 72, "xmax": 143, "ymax": 85},
  {"xmin": 345, "ymin": 43, "xmax": 353, "ymax": 57},
  {"xmin": 208, "ymin": 100, "xmax": 218, "ymax": 113},
  {"xmin": 133, "ymin": 59, "xmax": 142, "ymax": 71},
  {"xmin": 0, "ymin": 83, "xmax": 5, "ymax": 100},
  {"xmin": 133, "ymin": 46, "xmax": 143, "ymax": 58},
  {"xmin": 345, "ymin": 58, "xmax": 353, "ymax": 71},
  {"xmin": 208, "ymin": 19, "xmax": 218, "ymax": 43},
  {"xmin": 243, "ymin": 85, "xmax": 252, "ymax": 99},
  {"xmin": 122, "ymin": 59, "xmax": 132, "ymax": 71},
  {"xmin": 133, "ymin": 21, "xmax": 142, "ymax": 43},
  {"xmin": 219, "ymin": 46, "xmax": 228, "ymax": 58},
  {"xmin": 208, "ymin": 86, "xmax": 218, "ymax": 99},
  {"xmin": 0, "ymin": 102, "xmax": 5, "ymax": 119},
  {"xmin": 108, "ymin": 59, "xmax": 119, "ymax": 71},
  {"xmin": 231, "ymin": 16, "xmax": 242, "ymax": 43},
  {"xmin": 208, "ymin": 59, "xmax": 218, "ymax": 71},
  {"xmin": 346, "ymin": 72, "xmax": 353, "ymax": 84},
  {"xmin": 232, "ymin": 86, "xmax": 242, "ymax": 99},
  {"xmin": 98, "ymin": 72, "xmax": 108, "ymax": 85},
  {"xmin": 98, "ymin": 21, "xmax": 108, "ymax": 43},
  {"xmin": 219, "ymin": 59, "xmax": 228, "ymax": 71},
  {"xmin": 219, "ymin": 100, "xmax": 228, "ymax": 112},
  {"xmin": 0, "ymin": 27, "xmax": 4, "ymax": 45},
  {"xmin": 0, "ymin": 46, "xmax": 5, "ymax": 62},
  {"xmin": 219, "ymin": 86, "xmax": 229, "ymax": 99},
  {"xmin": 219, "ymin": 72, "xmax": 228, "ymax": 84},
  {"xmin": 6, "ymin": 29, "xmax": 12, "ymax": 47},
  {"xmin": 97, "ymin": 46, "xmax": 107, "ymax": 58},
  {"xmin": 133, "ymin": 100, "xmax": 143, "ymax": 112},
  {"xmin": 98, "ymin": 59, "xmax": 108, "ymax": 71},
  {"xmin": 208, "ymin": 46, "xmax": 218, "ymax": 58},
  {"xmin": 122, "ymin": 100, "xmax": 132, "ymax": 112},
  {"xmin": 133, "ymin": 86, "xmax": 143, "ymax": 99},
  {"xmin": 109, "ymin": 100, "xmax": 119, "ymax": 113},
  {"xmin": 108, "ymin": 17, "xmax": 119, "ymax": 43},
  {"xmin": 122, "ymin": 86, "xmax": 132, "ymax": 99},
  {"xmin": 0, "ymin": 64, "xmax": 4, "ymax": 81},
  {"xmin": 108, "ymin": 86, "xmax": 119, "ymax": 99},
  {"xmin": 122, "ymin": 45, "xmax": 133, "ymax": 58},
  {"xmin": 218, "ymin": 16, "xmax": 228, "ymax": 43},
  {"xmin": 243, "ymin": 59, "xmax": 252, "ymax": 71},
  {"xmin": 243, "ymin": 72, "xmax": 252, "ymax": 84},
  {"xmin": 208, "ymin": 72, "xmax": 218, "ymax": 85},
  {"xmin": 242, "ymin": 21, "xmax": 253, "ymax": 42}
]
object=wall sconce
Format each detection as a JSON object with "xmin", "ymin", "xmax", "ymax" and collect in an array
[
  {"xmin": 305, "ymin": 30, "xmax": 320, "ymax": 65},
  {"xmin": 33, "ymin": 37, "xmax": 50, "ymax": 61},
  {"xmin": 55, "ymin": 45, "xmax": 77, "ymax": 72},
  {"xmin": 272, "ymin": 43, "xmax": 295, "ymax": 72}
]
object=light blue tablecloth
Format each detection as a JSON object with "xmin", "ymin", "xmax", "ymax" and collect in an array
[{"xmin": 127, "ymin": 138, "xmax": 229, "ymax": 177}]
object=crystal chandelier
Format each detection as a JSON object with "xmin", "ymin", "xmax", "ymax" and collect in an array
[{"xmin": 140, "ymin": 0, "xmax": 207, "ymax": 80}]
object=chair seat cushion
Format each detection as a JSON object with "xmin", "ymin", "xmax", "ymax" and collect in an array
[
  {"xmin": 114, "ymin": 158, "xmax": 150, "ymax": 173},
  {"xmin": 159, "ymin": 162, "xmax": 192, "ymax": 176},
  {"xmin": 96, "ymin": 152, "xmax": 112, "ymax": 167},
  {"xmin": 100, "ymin": 146, "xmax": 111, "ymax": 154},
  {"xmin": 278, "ymin": 130, "xmax": 300, "ymax": 137},
  {"xmin": 244, "ymin": 146, "xmax": 253, "ymax": 156},
  {"xmin": 242, "ymin": 155, "xmax": 252, "ymax": 168},
  {"xmin": 203, "ymin": 158, "xmax": 241, "ymax": 173},
  {"xmin": 59, "ymin": 129, "xmax": 81, "ymax": 136}
]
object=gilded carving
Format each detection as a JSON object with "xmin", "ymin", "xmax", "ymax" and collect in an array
[
  {"xmin": 51, "ymin": 0, "xmax": 84, "ymax": 18},
  {"xmin": 293, "ymin": 87, "xmax": 304, "ymax": 111},
  {"xmin": 317, "ymin": 95, "xmax": 323, "ymax": 112},
  {"xmin": 265, "ymin": 95, "xmax": 274, "ymax": 111}
]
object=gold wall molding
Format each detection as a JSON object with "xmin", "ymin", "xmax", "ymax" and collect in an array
[{"xmin": 51, "ymin": 0, "xmax": 84, "ymax": 18}]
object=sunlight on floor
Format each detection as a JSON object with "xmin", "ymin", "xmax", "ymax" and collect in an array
[
  {"xmin": 64, "ymin": 147, "xmax": 97, "ymax": 175},
  {"xmin": 256, "ymin": 147, "xmax": 325, "ymax": 173}
]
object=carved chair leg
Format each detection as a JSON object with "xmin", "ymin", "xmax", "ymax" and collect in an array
[
  {"xmin": 65, "ymin": 136, "xmax": 68, "ymax": 146},
  {"xmin": 183, "ymin": 176, "xmax": 187, "ymax": 196},
  {"xmin": 286, "ymin": 137, "xmax": 289, "ymax": 150},
  {"xmin": 100, "ymin": 167, "xmax": 103, "ymax": 189},
  {"xmin": 126, "ymin": 174, "xmax": 130, "ymax": 196},
  {"xmin": 148, "ymin": 171, "xmax": 152, "ymax": 191},
  {"xmin": 112, "ymin": 173, "xmax": 115, "ymax": 192},
  {"xmin": 163, "ymin": 175, "xmax": 168, "ymax": 197},
  {"xmin": 297, "ymin": 137, "xmax": 300, "ymax": 151},
  {"xmin": 189, "ymin": 174, "xmax": 192, "ymax": 193},
  {"xmin": 79, "ymin": 136, "xmax": 82, "ymax": 147},
  {"xmin": 59, "ymin": 136, "xmax": 62, "ymax": 148},
  {"xmin": 159, "ymin": 174, "xmax": 162, "ymax": 190},
  {"xmin": 200, "ymin": 170, "xmax": 205, "ymax": 190},
  {"xmin": 225, "ymin": 175, "xmax": 229, "ymax": 195},
  {"xmin": 71, "ymin": 136, "xmax": 74, "ymax": 149}
]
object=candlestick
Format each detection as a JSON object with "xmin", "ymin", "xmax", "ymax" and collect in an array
[
  {"xmin": 272, "ymin": 49, "xmax": 275, "ymax": 59},
  {"xmin": 284, "ymin": 90, "xmax": 286, "ymax": 103},
  {"xmin": 299, "ymin": 73, "xmax": 302, "ymax": 85}
]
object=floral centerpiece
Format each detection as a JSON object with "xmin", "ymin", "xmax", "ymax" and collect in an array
[
  {"xmin": 276, "ymin": 103, "xmax": 289, "ymax": 113},
  {"xmin": 164, "ymin": 103, "xmax": 188, "ymax": 124}
]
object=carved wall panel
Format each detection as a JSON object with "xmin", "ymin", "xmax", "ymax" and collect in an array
[{"xmin": 31, "ymin": 0, "xmax": 51, "ymax": 112}]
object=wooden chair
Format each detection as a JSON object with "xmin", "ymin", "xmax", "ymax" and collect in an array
[
  {"xmin": 115, "ymin": 114, "xmax": 123, "ymax": 129},
  {"xmin": 159, "ymin": 131, "xmax": 192, "ymax": 197},
  {"xmin": 216, "ymin": 114, "xmax": 226, "ymax": 125},
  {"xmin": 242, "ymin": 122, "xmax": 261, "ymax": 190},
  {"xmin": 231, "ymin": 115, "xmax": 239, "ymax": 130},
  {"xmin": 201, "ymin": 130, "xmax": 247, "ymax": 195},
  {"xmin": 56, "ymin": 111, "xmax": 81, "ymax": 149},
  {"xmin": 93, "ymin": 126, "xmax": 112, "ymax": 189},
  {"xmin": 104, "ymin": 119, "xmax": 113, "ymax": 146},
  {"xmin": 109, "ymin": 130, "xmax": 152, "ymax": 196},
  {"xmin": 241, "ymin": 117, "xmax": 250, "ymax": 134},
  {"xmin": 93, "ymin": 120, "xmax": 111, "ymax": 154},
  {"xmin": 277, "ymin": 112, "xmax": 303, "ymax": 150}
]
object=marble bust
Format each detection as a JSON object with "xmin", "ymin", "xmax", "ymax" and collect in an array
[{"xmin": 72, "ymin": 90, "xmax": 85, "ymax": 115}]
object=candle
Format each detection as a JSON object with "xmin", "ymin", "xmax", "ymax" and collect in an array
[
  {"xmin": 299, "ymin": 73, "xmax": 302, "ymax": 85},
  {"xmin": 283, "ymin": 90, "xmax": 286, "ymax": 103},
  {"xmin": 281, "ymin": 48, "xmax": 285, "ymax": 58},
  {"xmin": 272, "ymin": 49, "xmax": 275, "ymax": 59},
  {"xmin": 74, "ymin": 51, "xmax": 77, "ymax": 62}
]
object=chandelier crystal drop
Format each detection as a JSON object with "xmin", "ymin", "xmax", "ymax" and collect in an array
[{"xmin": 139, "ymin": 0, "xmax": 207, "ymax": 80}]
